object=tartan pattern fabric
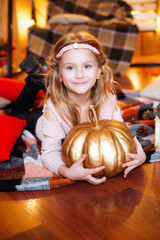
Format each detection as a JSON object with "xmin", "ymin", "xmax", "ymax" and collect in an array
[
  {"xmin": 28, "ymin": 23, "xmax": 138, "ymax": 74},
  {"xmin": 0, "ymin": 94, "xmax": 160, "ymax": 191},
  {"xmin": 0, "ymin": 129, "xmax": 74, "ymax": 192},
  {"xmin": 0, "ymin": 156, "xmax": 74, "ymax": 191},
  {"xmin": 46, "ymin": 0, "xmax": 133, "ymax": 21},
  {"xmin": 27, "ymin": 0, "xmax": 138, "ymax": 74}
]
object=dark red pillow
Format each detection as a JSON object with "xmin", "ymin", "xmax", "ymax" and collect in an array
[
  {"xmin": 0, "ymin": 78, "xmax": 44, "ymax": 102},
  {"xmin": 0, "ymin": 116, "xmax": 26, "ymax": 162}
]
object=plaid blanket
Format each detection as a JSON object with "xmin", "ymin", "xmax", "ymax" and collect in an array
[
  {"xmin": 46, "ymin": 0, "xmax": 133, "ymax": 21},
  {"xmin": 0, "ymin": 130, "xmax": 74, "ymax": 191},
  {"xmin": 0, "ymin": 93, "xmax": 160, "ymax": 191},
  {"xmin": 27, "ymin": 0, "xmax": 138, "ymax": 74}
]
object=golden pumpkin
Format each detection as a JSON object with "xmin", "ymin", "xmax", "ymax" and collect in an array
[{"xmin": 61, "ymin": 105, "xmax": 136, "ymax": 178}]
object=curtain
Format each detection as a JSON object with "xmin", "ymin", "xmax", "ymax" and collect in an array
[{"xmin": 0, "ymin": 0, "xmax": 7, "ymax": 40}]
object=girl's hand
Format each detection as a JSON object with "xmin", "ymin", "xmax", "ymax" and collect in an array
[
  {"xmin": 122, "ymin": 136, "xmax": 146, "ymax": 178},
  {"xmin": 61, "ymin": 155, "xmax": 106, "ymax": 185}
]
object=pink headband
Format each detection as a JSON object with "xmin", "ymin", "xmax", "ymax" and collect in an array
[{"xmin": 56, "ymin": 42, "xmax": 100, "ymax": 58}]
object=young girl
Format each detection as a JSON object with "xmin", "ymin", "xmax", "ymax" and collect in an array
[{"xmin": 34, "ymin": 31, "xmax": 146, "ymax": 185}]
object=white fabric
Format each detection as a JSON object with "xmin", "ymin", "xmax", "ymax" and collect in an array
[
  {"xmin": 140, "ymin": 79, "xmax": 160, "ymax": 100},
  {"xmin": 0, "ymin": 97, "xmax": 11, "ymax": 108},
  {"xmin": 48, "ymin": 13, "xmax": 94, "ymax": 25}
]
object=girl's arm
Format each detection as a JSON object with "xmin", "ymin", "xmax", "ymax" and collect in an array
[
  {"xmin": 100, "ymin": 94, "xmax": 123, "ymax": 121},
  {"xmin": 42, "ymin": 107, "xmax": 106, "ymax": 185},
  {"xmin": 40, "ymin": 107, "xmax": 68, "ymax": 175},
  {"xmin": 58, "ymin": 155, "xmax": 106, "ymax": 185},
  {"xmin": 122, "ymin": 136, "xmax": 146, "ymax": 178}
]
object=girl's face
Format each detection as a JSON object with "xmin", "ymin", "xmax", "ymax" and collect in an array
[{"xmin": 58, "ymin": 48, "xmax": 101, "ymax": 99}]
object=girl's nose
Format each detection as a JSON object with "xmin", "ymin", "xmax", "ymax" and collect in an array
[{"xmin": 75, "ymin": 68, "xmax": 84, "ymax": 78}]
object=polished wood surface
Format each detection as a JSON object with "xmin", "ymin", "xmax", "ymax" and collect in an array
[{"xmin": 1, "ymin": 162, "xmax": 160, "ymax": 240}]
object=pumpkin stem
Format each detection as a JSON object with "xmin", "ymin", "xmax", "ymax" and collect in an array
[{"xmin": 89, "ymin": 105, "xmax": 100, "ymax": 129}]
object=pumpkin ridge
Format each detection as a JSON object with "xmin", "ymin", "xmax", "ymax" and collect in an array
[
  {"xmin": 100, "ymin": 129, "xmax": 125, "ymax": 178},
  {"xmin": 110, "ymin": 127, "xmax": 130, "ymax": 140},
  {"xmin": 68, "ymin": 128, "xmax": 92, "ymax": 164},
  {"xmin": 62, "ymin": 128, "xmax": 90, "ymax": 165},
  {"xmin": 110, "ymin": 134, "xmax": 120, "ymax": 177},
  {"xmin": 113, "ymin": 128, "xmax": 135, "ymax": 150},
  {"xmin": 109, "ymin": 126, "xmax": 136, "ymax": 153},
  {"xmin": 91, "ymin": 131, "xmax": 105, "ymax": 178},
  {"xmin": 100, "ymin": 130, "xmax": 118, "ymax": 177},
  {"xmin": 105, "ymin": 123, "xmax": 134, "ymax": 145},
  {"xmin": 84, "ymin": 129, "xmax": 102, "ymax": 168},
  {"xmin": 112, "ymin": 134, "xmax": 125, "ymax": 176},
  {"xmin": 62, "ymin": 106, "xmax": 136, "ymax": 178},
  {"xmin": 99, "ymin": 119, "xmax": 110, "ymax": 128}
]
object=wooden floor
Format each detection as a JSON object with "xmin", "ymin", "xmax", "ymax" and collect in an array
[
  {"xmin": 1, "ymin": 57, "xmax": 160, "ymax": 240},
  {"xmin": 1, "ymin": 161, "xmax": 160, "ymax": 240}
]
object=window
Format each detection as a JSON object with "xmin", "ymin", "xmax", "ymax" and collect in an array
[{"xmin": 126, "ymin": 0, "xmax": 158, "ymax": 32}]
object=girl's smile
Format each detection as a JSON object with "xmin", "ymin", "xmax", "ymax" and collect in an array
[
  {"xmin": 72, "ymin": 81, "xmax": 88, "ymax": 85},
  {"xmin": 58, "ymin": 48, "xmax": 101, "ymax": 99}
]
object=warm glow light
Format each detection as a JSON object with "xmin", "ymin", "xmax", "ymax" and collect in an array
[
  {"xmin": 25, "ymin": 199, "xmax": 38, "ymax": 212},
  {"xmin": 131, "ymin": 10, "xmax": 140, "ymax": 15},
  {"xmin": 157, "ymin": 16, "xmax": 160, "ymax": 34},
  {"xmin": 124, "ymin": 67, "xmax": 160, "ymax": 91},
  {"xmin": 17, "ymin": 9, "xmax": 31, "ymax": 40},
  {"xmin": 34, "ymin": 0, "xmax": 46, "ymax": 27},
  {"xmin": 128, "ymin": 69, "xmax": 141, "ymax": 90},
  {"xmin": 27, "ymin": 19, "xmax": 35, "ymax": 27},
  {"xmin": 131, "ymin": 10, "xmax": 155, "ymax": 15}
]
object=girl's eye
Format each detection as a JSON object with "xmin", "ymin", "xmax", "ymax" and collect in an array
[
  {"xmin": 85, "ymin": 64, "xmax": 91, "ymax": 69},
  {"xmin": 66, "ymin": 66, "xmax": 73, "ymax": 70}
]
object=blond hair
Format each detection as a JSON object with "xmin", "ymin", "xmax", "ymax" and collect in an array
[{"xmin": 45, "ymin": 31, "xmax": 115, "ymax": 126}]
